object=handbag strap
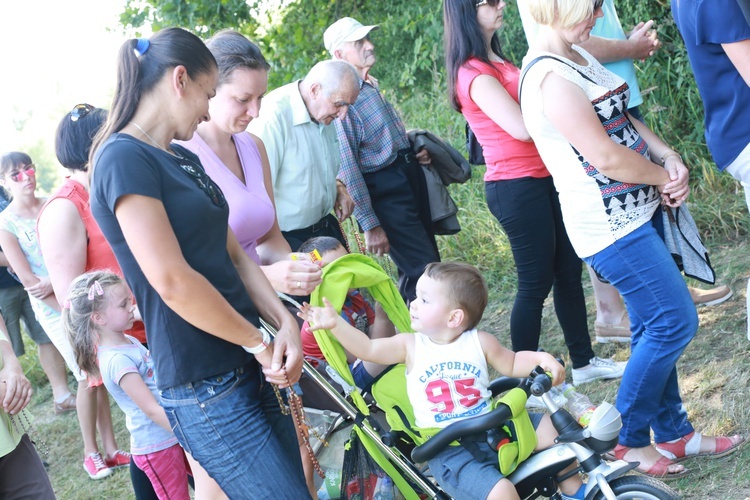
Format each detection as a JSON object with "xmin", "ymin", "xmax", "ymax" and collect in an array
[{"xmin": 518, "ymin": 54, "xmax": 598, "ymax": 111}]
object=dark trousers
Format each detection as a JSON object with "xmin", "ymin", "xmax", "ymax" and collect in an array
[
  {"xmin": 485, "ymin": 176, "xmax": 594, "ymax": 368},
  {"xmin": 281, "ymin": 213, "xmax": 347, "ymax": 252},
  {"xmin": 0, "ymin": 434, "xmax": 55, "ymax": 500},
  {"xmin": 364, "ymin": 151, "xmax": 440, "ymax": 304}
]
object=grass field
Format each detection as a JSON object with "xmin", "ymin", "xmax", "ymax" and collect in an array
[{"xmin": 20, "ymin": 165, "xmax": 750, "ymax": 498}]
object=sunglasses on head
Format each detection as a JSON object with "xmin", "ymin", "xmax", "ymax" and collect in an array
[
  {"xmin": 8, "ymin": 164, "xmax": 36, "ymax": 182},
  {"xmin": 70, "ymin": 103, "xmax": 95, "ymax": 122},
  {"xmin": 475, "ymin": 0, "xmax": 501, "ymax": 6}
]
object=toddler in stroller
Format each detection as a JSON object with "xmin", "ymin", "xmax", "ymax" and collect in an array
[{"xmin": 300, "ymin": 261, "xmax": 585, "ymax": 500}]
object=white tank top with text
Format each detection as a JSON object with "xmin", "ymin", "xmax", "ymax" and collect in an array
[{"xmin": 407, "ymin": 329, "xmax": 492, "ymax": 429}]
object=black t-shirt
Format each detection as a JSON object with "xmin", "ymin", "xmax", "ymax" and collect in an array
[{"xmin": 91, "ymin": 134, "xmax": 258, "ymax": 390}]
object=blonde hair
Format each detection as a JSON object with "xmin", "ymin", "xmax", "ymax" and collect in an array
[
  {"xmin": 62, "ymin": 270, "xmax": 125, "ymax": 378},
  {"xmin": 526, "ymin": 0, "xmax": 596, "ymax": 30}
]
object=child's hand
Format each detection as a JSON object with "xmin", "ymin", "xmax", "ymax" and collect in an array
[
  {"xmin": 540, "ymin": 355, "xmax": 566, "ymax": 386},
  {"xmin": 297, "ymin": 298, "xmax": 341, "ymax": 331}
]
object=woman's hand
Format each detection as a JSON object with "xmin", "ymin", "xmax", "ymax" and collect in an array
[
  {"xmin": 24, "ymin": 275, "xmax": 54, "ymax": 300},
  {"xmin": 263, "ymin": 256, "xmax": 322, "ymax": 295},
  {"xmin": 297, "ymin": 298, "xmax": 341, "ymax": 331},
  {"xmin": 659, "ymin": 156, "xmax": 690, "ymax": 207},
  {"xmin": 0, "ymin": 361, "xmax": 32, "ymax": 415},
  {"xmin": 258, "ymin": 320, "xmax": 303, "ymax": 387}
]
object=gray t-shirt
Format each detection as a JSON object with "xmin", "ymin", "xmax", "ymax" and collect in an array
[{"xmin": 98, "ymin": 336, "xmax": 179, "ymax": 455}]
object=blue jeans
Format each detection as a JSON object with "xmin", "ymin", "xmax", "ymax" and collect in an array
[
  {"xmin": 583, "ymin": 223, "xmax": 697, "ymax": 447},
  {"xmin": 159, "ymin": 362, "xmax": 310, "ymax": 498}
]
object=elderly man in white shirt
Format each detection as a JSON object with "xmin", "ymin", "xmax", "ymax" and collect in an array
[{"xmin": 249, "ymin": 60, "xmax": 360, "ymax": 251}]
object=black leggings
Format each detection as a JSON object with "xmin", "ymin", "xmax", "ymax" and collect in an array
[{"xmin": 485, "ymin": 176, "xmax": 595, "ymax": 368}]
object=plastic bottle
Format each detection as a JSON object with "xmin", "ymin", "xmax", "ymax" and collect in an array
[
  {"xmin": 561, "ymin": 383, "xmax": 597, "ymax": 426},
  {"xmin": 372, "ymin": 475, "xmax": 395, "ymax": 499},
  {"xmin": 545, "ymin": 385, "xmax": 569, "ymax": 407}
]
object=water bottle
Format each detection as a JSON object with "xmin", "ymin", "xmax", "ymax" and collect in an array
[
  {"xmin": 546, "ymin": 385, "xmax": 569, "ymax": 407},
  {"xmin": 372, "ymin": 475, "xmax": 395, "ymax": 499},
  {"xmin": 561, "ymin": 383, "xmax": 597, "ymax": 426}
]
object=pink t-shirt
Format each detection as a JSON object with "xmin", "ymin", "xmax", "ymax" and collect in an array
[
  {"xmin": 457, "ymin": 58, "xmax": 549, "ymax": 181},
  {"xmin": 179, "ymin": 133, "xmax": 275, "ymax": 264}
]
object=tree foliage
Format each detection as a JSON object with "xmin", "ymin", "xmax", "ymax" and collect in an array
[
  {"xmin": 118, "ymin": 0, "xmax": 709, "ymax": 178},
  {"xmin": 119, "ymin": 0, "xmax": 447, "ymax": 93}
]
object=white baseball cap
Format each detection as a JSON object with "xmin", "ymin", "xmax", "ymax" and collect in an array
[{"xmin": 324, "ymin": 17, "xmax": 380, "ymax": 55}]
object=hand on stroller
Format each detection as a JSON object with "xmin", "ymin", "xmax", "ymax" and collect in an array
[
  {"xmin": 257, "ymin": 322, "xmax": 304, "ymax": 386},
  {"xmin": 298, "ymin": 298, "xmax": 343, "ymax": 331}
]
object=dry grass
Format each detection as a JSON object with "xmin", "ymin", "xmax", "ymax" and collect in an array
[{"xmin": 20, "ymin": 240, "xmax": 750, "ymax": 499}]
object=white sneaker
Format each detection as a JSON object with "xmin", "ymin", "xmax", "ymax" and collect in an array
[{"xmin": 572, "ymin": 357, "xmax": 627, "ymax": 385}]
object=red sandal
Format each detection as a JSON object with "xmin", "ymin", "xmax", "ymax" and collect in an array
[
  {"xmin": 609, "ymin": 444, "xmax": 691, "ymax": 481},
  {"xmin": 655, "ymin": 431, "xmax": 746, "ymax": 463}
]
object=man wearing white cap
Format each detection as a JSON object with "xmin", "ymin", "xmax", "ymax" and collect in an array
[{"xmin": 325, "ymin": 17, "xmax": 440, "ymax": 304}]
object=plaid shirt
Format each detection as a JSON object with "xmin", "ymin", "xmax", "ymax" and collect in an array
[{"xmin": 335, "ymin": 78, "xmax": 410, "ymax": 231}]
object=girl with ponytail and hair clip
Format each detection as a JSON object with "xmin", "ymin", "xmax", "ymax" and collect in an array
[
  {"xmin": 89, "ymin": 28, "xmax": 310, "ymax": 497},
  {"xmin": 63, "ymin": 271, "xmax": 215, "ymax": 500}
]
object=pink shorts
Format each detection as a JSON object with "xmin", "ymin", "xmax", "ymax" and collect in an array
[{"xmin": 133, "ymin": 444, "xmax": 191, "ymax": 500}]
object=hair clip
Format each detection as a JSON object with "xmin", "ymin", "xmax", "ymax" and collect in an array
[
  {"xmin": 134, "ymin": 38, "xmax": 151, "ymax": 57},
  {"xmin": 63, "ymin": 300, "xmax": 71, "ymax": 309},
  {"xmin": 88, "ymin": 280, "xmax": 104, "ymax": 300}
]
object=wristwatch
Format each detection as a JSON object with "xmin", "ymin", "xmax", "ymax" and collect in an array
[{"xmin": 242, "ymin": 328, "xmax": 271, "ymax": 354}]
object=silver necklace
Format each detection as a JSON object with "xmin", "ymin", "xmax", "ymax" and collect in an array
[{"xmin": 130, "ymin": 121, "xmax": 173, "ymax": 154}]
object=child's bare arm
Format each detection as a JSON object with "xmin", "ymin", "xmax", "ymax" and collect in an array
[
  {"xmin": 370, "ymin": 302, "xmax": 397, "ymax": 340},
  {"xmin": 119, "ymin": 373, "xmax": 173, "ymax": 433},
  {"xmin": 479, "ymin": 331, "xmax": 565, "ymax": 385},
  {"xmin": 299, "ymin": 298, "xmax": 411, "ymax": 366}
]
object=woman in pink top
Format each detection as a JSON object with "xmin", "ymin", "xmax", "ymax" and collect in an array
[
  {"xmin": 443, "ymin": 0, "xmax": 623, "ymax": 385},
  {"xmin": 178, "ymin": 30, "xmax": 321, "ymax": 296}
]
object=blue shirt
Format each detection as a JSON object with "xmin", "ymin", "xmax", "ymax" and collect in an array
[
  {"xmin": 590, "ymin": 0, "xmax": 643, "ymax": 108},
  {"xmin": 0, "ymin": 191, "xmax": 19, "ymax": 290},
  {"xmin": 672, "ymin": 0, "xmax": 750, "ymax": 169}
]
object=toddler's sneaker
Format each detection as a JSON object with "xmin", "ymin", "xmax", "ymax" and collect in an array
[
  {"xmin": 83, "ymin": 452, "xmax": 112, "ymax": 480},
  {"xmin": 105, "ymin": 450, "xmax": 131, "ymax": 469},
  {"xmin": 572, "ymin": 357, "xmax": 626, "ymax": 385}
]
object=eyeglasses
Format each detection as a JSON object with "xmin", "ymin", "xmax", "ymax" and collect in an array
[
  {"xmin": 178, "ymin": 158, "xmax": 226, "ymax": 208},
  {"xmin": 594, "ymin": 0, "xmax": 604, "ymax": 9},
  {"xmin": 475, "ymin": 0, "xmax": 501, "ymax": 7},
  {"xmin": 8, "ymin": 164, "xmax": 36, "ymax": 182},
  {"xmin": 70, "ymin": 103, "xmax": 95, "ymax": 122}
]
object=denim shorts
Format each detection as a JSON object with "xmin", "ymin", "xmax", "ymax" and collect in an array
[
  {"xmin": 427, "ymin": 411, "xmax": 544, "ymax": 499},
  {"xmin": 159, "ymin": 362, "xmax": 310, "ymax": 499},
  {"xmin": 350, "ymin": 361, "xmax": 375, "ymax": 391}
]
